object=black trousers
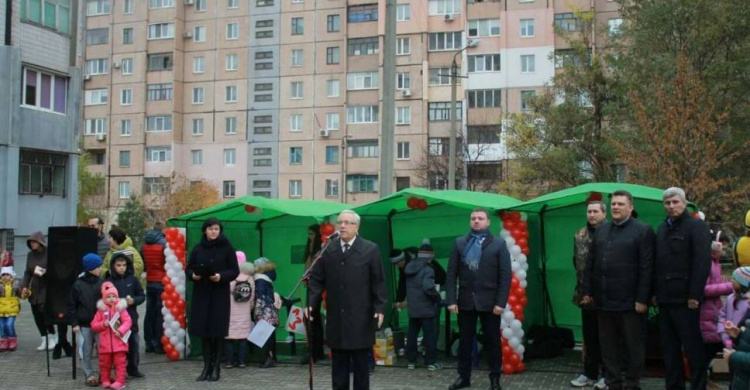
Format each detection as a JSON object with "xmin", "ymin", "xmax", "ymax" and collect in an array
[
  {"xmin": 457, "ymin": 309, "xmax": 502, "ymax": 380},
  {"xmin": 407, "ymin": 317, "xmax": 437, "ymax": 365},
  {"xmin": 30, "ymin": 303, "xmax": 55, "ymax": 336},
  {"xmin": 659, "ymin": 304, "xmax": 708, "ymax": 390},
  {"xmin": 332, "ymin": 348, "xmax": 370, "ymax": 390},
  {"xmin": 127, "ymin": 331, "xmax": 140, "ymax": 374},
  {"xmin": 581, "ymin": 308, "xmax": 604, "ymax": 379},
  {"xmin": 598, "ymin": 310, "xmax": 646, "ymax": 390},
  {"xmin": 305, "ymin": 305, "xmax": 325, "ymax": 359}
]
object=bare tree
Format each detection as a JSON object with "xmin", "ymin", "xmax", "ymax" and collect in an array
[{"xmin": 413, "ymin": 138, "xmax": 501, "ymax": 192}]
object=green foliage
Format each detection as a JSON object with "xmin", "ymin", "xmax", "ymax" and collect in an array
[
  {"xmin": 116, "ymin": 195, "xmax": 148, "ymax": 248},
  {"xmin": 76, "ymin": 153, "xmax": 105, "ymax": 224}
]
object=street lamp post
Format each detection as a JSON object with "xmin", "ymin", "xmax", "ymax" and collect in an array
[{"xmin": 448, "ymin": 39, "xmax": 478, "ymax": 190}]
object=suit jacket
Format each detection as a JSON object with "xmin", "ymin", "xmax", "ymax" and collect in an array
[
  {"xmin": 308, "ymin": 236, "xmax": 387, "ymax": 350},
  {"xmin": 445, "ymin": 234, "xmax": 512, "ymax": 312}
]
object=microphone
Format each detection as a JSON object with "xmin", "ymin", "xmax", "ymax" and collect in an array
[{"xmin": 328, "ymin": 231, "xmax": 340, "ymax": 240}]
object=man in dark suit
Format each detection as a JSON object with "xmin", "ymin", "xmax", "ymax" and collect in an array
[
  {"xmin": 446, "ymin": 208, "xmax": 512, "ymax": 390},
  {"xmin": 307, "ymin": 210, "xmax": 387, "ymax": 390}
]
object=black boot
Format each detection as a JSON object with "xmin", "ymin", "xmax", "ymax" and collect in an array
[
  {"xmin": 196, "ymin": 339, "xmax": 212, "ymax": 381},
  {"xmin": 260, "ymin": 354, "xmax": 276, "ymax": 368},
  {"xmin": 490, "ymin": 375, "xmax": 501, "ymax": 390},
  {"xmin": 52, "ymin": 343, "xmax": 62, "ymax": 360},
  {"xmin": 448, "ymin": 376, "xmax": 471, "ymax": 390},
  {"xmin": 62, "ymin": 341, "xmax": 73, "ymax": 357},
  {"xmin": 208, "ymin": 339, "xmax": 222, "ymax": 382}
]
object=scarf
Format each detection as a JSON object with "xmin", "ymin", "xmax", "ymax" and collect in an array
[{"xmin": 463, "ymin": 229, "xmax": 489, "ymax": 271}]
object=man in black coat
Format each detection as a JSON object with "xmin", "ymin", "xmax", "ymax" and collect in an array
[
  {"xmin": 582, "ymin": 190, "xmax": 655, "ymax": 390},
  {"xmin": 307, "ymin": 210, "xmax": 387, "ymax": 390},
  {"xmin": 445, "ymin": 208, "xmax": 512, "ymax": 390},
  {"xmin": 654, "ymin": 187, "xmax": 711, "ymax": 390}
]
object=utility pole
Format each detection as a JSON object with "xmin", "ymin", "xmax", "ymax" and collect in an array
[
  {"xmin": 448, "ymin": 40, "xmax": 478, "ymax": 190},
  {"xmin": 379, "ymin": 0, "xmax": 397, "ymax": 197}
]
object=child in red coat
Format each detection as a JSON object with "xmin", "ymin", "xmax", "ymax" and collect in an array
[{"xmin": 91, "ymin": 281, "xmax": 132, "ymax": 390}]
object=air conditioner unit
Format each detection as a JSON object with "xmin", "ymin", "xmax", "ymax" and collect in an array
[
  {"xmin": 83, "ymin": 74, "xmax": 92, "ymax": 81},
  {"xmin": 319, "ymin": 129, "xmax": 330, "ymax": 137},
  {"xmin": 444, "ymin": 14, "xmax": 455, "ymax": 22},
  {"xmin": 401, "ymin": 89, "xmax": 411, "ymax": 97},
  {"xmin": 182, "ymin": 32, "xmax": 193, "ymax": 39},
  {"xmin": 184, "ymin": 0, "xmax": 195, "ymax": 5},
  {"xmin": 112, "ymin": 62, "xmax": 121, "ymax": 69},
  {"xmin": 96, "ymin": 133, "xmax": 106, "ymax": 141}
]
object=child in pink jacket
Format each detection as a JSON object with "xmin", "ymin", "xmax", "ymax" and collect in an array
[
  {"xmin": 224, "ymin": 251, "xmax": 255, "ymax": 368},
  {"xmin": 702, "ymin": 235, "xmax": 734, "ymax": 354},
  {"xmin": 91, "ymin": 281, "xmax": 132, "ymax": 390}
]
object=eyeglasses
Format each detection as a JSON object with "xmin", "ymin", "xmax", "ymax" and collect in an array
[
  {"xmin": 88, "ymin": 225, "xmax": 97, "ymax": 228},
  {"xmin": 336, "ymin": 220, "xmax": 357, "ymax": 226}
]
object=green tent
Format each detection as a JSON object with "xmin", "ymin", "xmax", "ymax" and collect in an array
[{"xmin": 512, "ymin": 182, "xmax": 697, "ymax": 340}]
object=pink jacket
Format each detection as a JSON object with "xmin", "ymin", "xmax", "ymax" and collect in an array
[
  {"xmin": 91, "ymin": 299, "xmax": 132, "ymax": 354},
  {"xmin": 227, "ymin": 273, "xmax": 255, "ymax": 340},
  {"xmin": 719, "ymin": 293, "xmax": 750, "ymax": 348},
  {"xmin": 700, "ymin": 255, "xmax": 733, "ymax": 343}
]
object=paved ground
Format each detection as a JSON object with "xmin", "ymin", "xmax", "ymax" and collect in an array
[{"xmin": 2, "ymin": 304, "xmax": 729, "ymax": 389}]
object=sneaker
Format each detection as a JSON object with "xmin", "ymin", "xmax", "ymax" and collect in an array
[
  {"xmin": 128, "ymin": 371, "xmax": 145, "ymax": 379},
  {"xmin": 571, "ymin": 374, "xmax": 595, "ymax": 387},
  {"xmin": 36, "ymin": 337, "xmax": 47, "ymax": 351},
  {"xmin": 428, "ymin": 363, "xmax": 443, "ymax": 371},
  {"xmin": 408, "ymin": 363, "xmax": 416, "ymax": 370},
  {"xmin": 594, "ymin": 378, "xmax": 607, "ymax": 389}
]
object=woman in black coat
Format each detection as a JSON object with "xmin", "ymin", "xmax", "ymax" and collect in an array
[{"xmin": 186, "ymin": 218, "xmax": 239, "ymax": 382}]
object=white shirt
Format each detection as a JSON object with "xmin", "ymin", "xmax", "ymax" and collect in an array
[{"xmin": 340, "ymin": 236, "xmax": 356, "ymax": 252}]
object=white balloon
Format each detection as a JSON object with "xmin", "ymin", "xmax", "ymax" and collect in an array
[
  {"xmin": 509, "ymin": 337, "xmax": 520, "ymax": 348},
  {"xmin": 171, "ymin": 321, "xmax": 181, "ymax": 331},
  {"xmin": 520, "ymin": 280, "xmax": 528, "ymax": 288},
  {"xmin": 515, "ymin": 329, "xmax": 525, "ymax": 339},
  {"xmin": 166, "ymin": 254, "xmax": 178, "ymax": 263},
  {"xmin": 521, "ymin": 263, "xmax": 529, "ymax": 272},
  {"xmin": 164, "ymin": 314, "xmax": 174, "ymax": 323},
  {"xmin": 176, "ymin": 342, "xmax": 185, "ymax": 352},
  {"xmin": 500, "ymin": 229, "xmax": 511, "ymax": 239},
  {"xmin": 511, "ymin": 261, "xmax": 520, "ymax": 272},
  {"xmin": 161, "ymin": 307, "xmax": 169, "ymax": 316},
  {"xmin": 517, "ymin": 254, "xmax": 527, "ymax": 264},
  {"xmin": 505, "ymin": 237, "xmax": 516, "ymax": 248},
  {"xmin": 165, "ymin": 328, "xmax": 175, "ymax": 338},
  {"xmin": 510, "ymin": 320, "xmax": 522, "ymax": 331},
  {"xmin": 516, "ymin": 345, "xmax": 525, "ymax": 355},
  {"xmin": 502, "ymin": 328, "xmax": 514, "ymax": 339},
  {"xmin": 164, "ymin": 248, "xmax": 174, "ymax": 257},
  {"xmin": 176, "ymin": 285, "xmax": 186, "ymax": 295},
  {"xmin": 170, "ymin": 335, "xmax": 179, "ymax": 345},
  {"xmin": 511, "ymin": 245, "xmax": 522, "ymax": 255},
  {"xmin": 502, "ymin": 310, "xmax": 515, "ymax": 322},
  {"xmin": 516, "ymin": 270, "xmax": 527, "ymax": 280},
  {"xmin": 167, "ymin": 269, "xmax": 176, "ymax": 279},
  {"xmin": 176, "ymin": 329, "xmax": 186, "ymax": 338}
]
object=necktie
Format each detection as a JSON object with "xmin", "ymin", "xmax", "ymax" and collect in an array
[{"xmin": 343, "ymin": 243, "xmax": 350, "ymax": 253}]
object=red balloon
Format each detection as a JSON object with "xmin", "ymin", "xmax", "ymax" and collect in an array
[
  {"xmin": 503, "ymin": 220, "xmax": 516, "ymax": 230},
  {"xmin": 509, "ymin": 353, "xmax": 521, "ymax": 365},
  {"xmin": 507, "ymin": 295, "xmax": 518, "ymax": 306},
  {"xmin": 168, "ymin": 350, "xmax": 180, "ymax": 360},
  {"xmin": 516, "ymin": 313, "xmax": 525, "ymax": 322},
  {"xmin": 406, "ymin": 197, "xmax": 419, "ymax": 209},
  {"xmin": 500, "ymin": 337, "xmax": 508, "ymax": 346},
  {"xmin": 162, "ymin": 276, "xmax": 171, "ymax": 285},
  {"xmin": 176, "ymin": 300, "xmax": 186, "ymax": 310},
  {"xmin": 517, "ymin": 361, "xmax": 526, "ymax": 372},
  {"xmin": 515, "ymin": 287, "xmax": 526, "ymax": 297},
  {"xmin": 417, "ymin": 199, "xmax": 428, "ymax": 210},
  {"xmin": 512, "ymin": 304, "xmax": 523, "ymax": 314},
  {"xmin": 510, "ymin": 278, "xmax": 519, "ymax": 289},
  {"xmin": 517, "ymin": 220, "xmax": 528, "ymax": 230},
  {"xmin": 502, "ymin": 364, "xmax": 514, "ymax": 375},
  {"xmin": 517, "ymin": 237, "xmax": 528, "ymax": 247},
  {"xmin": 164, "ymin": 299, "xmax": 174, "ymax": 309},
  {"xmin": 161, "ymin": 292, "xmax": 169, "ymax": 301},
  {"xmin": 510, "ymin": 211, "xmax": 521, "ymax": 222},
  {"xmin": 512, "ymin": 229, "xmax": 522, "ymax": 238},
  {"xmin": 520, "ymin": 296, "xmax": 528, "ymax": 306},
  {"xmin": 502, "ymin": 345, "xmax": 512, "ymax": 356},
  {"xmin": 244, "ymin": 205, "xmax": 257, "ymax": 214},
  {"xmin": 164, "ymin": 284, "xmax": 175, "ymax": 294},
  {"xmin": 161, "ymin": 336, "xmax": 170, "ymax": 346},
  {"xmin": 521, "ymin": 246, "xmax": 530, "ymax": 255},
  {"xmin": 320, "ymin": 222, "xmax": 335, "ymax": 236}
]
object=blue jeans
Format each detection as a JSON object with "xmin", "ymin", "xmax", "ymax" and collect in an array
[
  {"xmin": 76, "ymin": 326, "xmax": 97, "ymax": 377},
  {"xmin": 144, "ymin": 282, "xmax": 164, "ymax": 348},
  {"xmin": 0, "ymin": 316, "xmax": 16, "ymax": 338}
]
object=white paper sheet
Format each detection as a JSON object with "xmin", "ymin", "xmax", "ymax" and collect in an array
[{"xmin": 248, "ymin": 319, "xmax": 275, "ymax": 347}]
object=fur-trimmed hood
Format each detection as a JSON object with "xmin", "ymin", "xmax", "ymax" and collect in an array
[{"xmin": 97, "ymin": 298, "xmax": 128, "ymax": 312}]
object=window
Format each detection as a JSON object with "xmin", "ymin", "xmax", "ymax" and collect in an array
[
  {"xmin": 468, "ymin": 89, "xmax": 501, "ymax": 108},
  {"xmin": 520, "ymin": 90, "xmax": 535, "ymax": 110},
  {"xmin": 22, "ymin": 69, "xmax": 68, "ymax": 114},
  {"xmin": 254, "ymin": 126, "xmax": 272, "ymax": 135},
  {"xmin": 191, "ymin": 118, "xmax": 204, "ymax": 135},
  {"xmin": 397, "ymin": 142, "xmax": 410, "ymax": 160},
  {"xmin": 254, "ymin": 180, "xmax": 271, "ymax": 188},
  {"xmin": 84, "ymin": 119, "xmax": 107, "ymax": 135},
  {"xmin": 396, "ymin": 176, "xmax": 410, "ymax": 191},
  {"xmin": 326, "ymin": 47, "xmax": 340, "ymax": 65},
  {"xmin": 226, "ymin": 53, "xmax": 238, "ymax": 70},
  {"xmin": 86, "ymin": 28, "xmax": 109, "ymax": 45},
  {"xmin": 468, "ymin": 54, "xmax": 500, "ymax": 72},
  {"xmin": 347, "ymin": 106, "xmax": 379, "ymax": 123},
  {"xmin": 146, "ymin": 116, "xmax": 172, "ymax": 132},
  {"xmin": 255, "ymin": 115, "xmax": 272, "ymax": 123},
  {"xmin": 520, "ymin": 18, "xmax": 535, "ymax": 37},
  {"xmin": 228, "ymin": 0, "xmax": 238, "ymax": 8},
  {"xmin": 120, "ymin": 120, "xmax": 131, "ymax": 136},
  {"xmin": 468, "ymin": 19, "xmax": 500, "ymax": 37},
  {"xmin": 467, "ymin": 125, "xmax": 501, "ymax": 144},
  {"xmin": 346, "ymin": 174, "xmax": 378, "ymax": 193},
  {"xmin": 396, "ymin": 106, "xmax": 410, "ymax": 125},
  {"xmin": 255, "ymin": 93, "xmax": 272, "ymax": 102},
  {"xmin": 348, "ymin": 37, "xmax": 379, "ymax": 56},
  {"xmin": 396, "ymin": 38, "xmax": 410, "ymax": 55},
  {"xmin": 119, "ymin": 151, "xmax": 130, "ymax": 168},
  {"xmin": 290, "ymin": 114, "xmax": 302, "ymax": 132},
  {"xmin": 554, "ymin": 49, "xmax": 587, "ymax": 69},
  {"xmin": 86, "ymin": 59, "xmax": 108, "ymax": 75},
  {"xmin": 348, "ymin": 4, "xmax": 378, "ymax": 22},
  {"xmin": 256, "ymin": 30, "xmax": 273, "ymax": 39},
  {"xmin": 256, "ymin": 83, "xmax": 273, "ymax": 92},
  {"xmin": 85, "ymin": 89, "xmax": 108, "ymax": 105},
  {"xmin": 224, "ymin": 149, "xmax": 237, "ymax": 165},
  {"xmin": 195, "ymin": 0, "xmax": 206, "ymax": 11},
  {"xmin": 254, "ymin": 191, "xmax": 272, "ymax": 197},
  {"xmin": 290, "ymin": 82, "xmax": 304, "ymax": 99},
  {"xmin": 326, "ymin": 113, "xmax": 340, "ymax": 130},
  {"xmin": 289, "ymin": 180, "xmax": 302, "ymax": 197},
  {"xmin": 292, "ymin": 49, "xmax": 304, "ymax": 67},
  {"xmin": 18, "ymin": 150, "xmax": 67, "ymax": 195},
  {"xmin": 554, "ymin": 13, "xmax": 580, "ymax": 32},
  {"xmin": 122, "ymin": 28, "xmax": 133, "ymax": 44},
  {"xmin": 289, "ymin": 147, "xmax": 302, "ymax": 164},
  {"xmin": 521, "ymin": 54, "xmax": 535, "ymax": 73},
  {"xmin": 192, "ymin": 87, "xmax": 204, "ymax": 104},
  {"xmin": 193, "ymin": 56, "xmax": 205, "ymax": 73},
  {"xmin": 191, "ymin": 150, "xmax": 203, "ymax": 165},
  {"xmin": 325, "ymin": 179, "xmax": 339, "ymax": 197},
  {"xmin": 396, "ymin": 73, "xmax": 410, "ymax": 90},
  {"xmin": 428, "ymin": 102, "xmax": 462, "ymax": 121},
  {"xmin": 149, "ymin": 0, "xmax": 173, "ymax": 8},
  {"xmin": 223, "ymin": 181, "xmax": 236, "ymax": 198},
  {"xmin": 147, "ymin": 53, "xmax": 173, "ymax": 71},
  {"xmin": 226, "ymin": 85, "xmax": 238, "ymax": 102},
  {"xmin": 428, "ymin": 0, "xmax": 460, "ymax": 15},
  {"xmin": 256, "ymin": 19, "xmax": 273, "ymax": 28},
  {"xmin": 428, "ymin": 32, "xmax": 462, "ymax": 51},
  {"xmin": 118, "ymin": 182, "xmax": 130, "ymax": 199},
  {"xmin": 121, "ymin": 58, "xmax": 133, "ymax": 75},
  {"xmin": 347, "ymin": 71, "xmax": 379, "ymax": 90},
  {"xmin": 429, "ymin": 137, "xmax": 449, "ymax": 156},
  {"xmin": 291, "ymin": 17, "xmax": 304, "ymax": 35},
  {"xmin": 86, "ymin": 0, "xmax": 110, "ymax": 15},
  {"xmin": 120, "ymin": 89, "xmax": 133, "ymax": 105},
  {"xmin": 226, "ymin": 23, "xmax": 239, "ymax": 39},
  {"xmin": 194, "ymin": 26, "xmax": 206, "ymax": 42},
  {"xmin": 326, "ymin": 79, "xmax": 340, "ymax": 97},
  {"xmin": 123, "ymin": 0, "xmax": 134, "ymax": 13},
  {"xmin": 347, "ymin": 141, "xmax": 378, "ymax": 158},
  {"xmin": 254, "ymin": 147, "xmax": 272, "ymax": 155},
  {"xmin": 428, "ymin": 67, "xmax": 454, "ymax": 86},
  {"xmin": 147, "ymin": 23, "xmax": 174, "ymax": 40},
  {"xmin": 325, "ymin": 146, "xmax": 339, "ymax": 164},
  {"xmin": 147, "ymin": 83, "xmax": 173, "ymax": 100},
  {"xmin": 396, "ymin": 4, "xmax": 410, "ymax": 21},
  {"xmin": 256, "ymin": 0, "xmax": 273, "ymax": 6},
  {"xmin": 20, "ymin": 0, "xmax": 72, "ymax": 33},
  {"xmin": 225, "ymin": 117, "xmax": 237, "ymax": 134},
  {"xmin": 146, "ymin": 146, "xmax": 171, "ymax": 162},
  {"xmin": 608, "ymin": 18, "xmax": 623, "ymax": 36},
  {"xmin": 143, "ymin": 177, "xmax": 170, "ymax": 195},
  {"xmin": 327, "ymin": 15, "xmax": 340, "ymax": 32}
]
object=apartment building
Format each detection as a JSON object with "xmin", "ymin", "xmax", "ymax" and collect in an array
[
  {"xmin": 81, "ymin": 0, "xmax": 619, "ymax": 212},
  {"xmin": 1, "ymin": 0, "xmax": 83, "ymax": 256}
]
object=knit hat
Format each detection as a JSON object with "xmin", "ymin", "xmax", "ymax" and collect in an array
[
  {"xmin": 389, "ymin": 249, "xmax": 405, "ymax": 264},
  {"xmin": 82, "ymin": 253, "xmax": 103, "ymax": 272},
  {"xmin": 417, "ymin": 238, "xmax": 434, "ymax": 260},
  {"xmin": 0, "ymin": 266, "xmax": 14, "ymax": 277},
  {"xmin": 237, "ymin": 251, "xmax": 246, "ymax": 265},
  {"xmin": 404, "ymin": 246, "xmax": 419, "ymax": 261},
  {"xmin": 239, "ymin": 261, "xmax": 255, "ymax": 275},
  {"xmin": 101, "ymin": 281, "xmax": 120, "ymax": 301},
  {"xmin": 733, "ymin": 267, "xmax": 750, "ymax": 291}
]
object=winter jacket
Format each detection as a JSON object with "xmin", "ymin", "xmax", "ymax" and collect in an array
[
  {"xmin": 0, "ymin": 278, "xmax": 22, "ymax": 316},
  {"xmin": 700, "ymin": 253, "xmax": 733, "ymax": 343},
  {"xmin": 186, "ymin": 234, "xmax": 239, "ymax": 338},
  {"xmin": 729, "ymin": 318, "xmax": 750, "ymax": 390},
  {"xmin": 654, "ymin": 211, "xmax": 712, "ymax": 304},
  {"xmin": 227, "ymin": 273, "xmax": 255, "ymax": 340},
  {"xmin": 405, "ymin": 258, "xmax": 440, "ymax": 318},
  {"xmin": 105, "ymin": 252, "xmax": 146, "ymax": 333},
  {"xmin": 22, "ymin": 231, "xmax": 48, "ymax": 305},
  {"xmin": 583, "ymin": 218, "xmax": 655, "ymax": 311},
  {"xmin": 102, "ymin": 237, "xmax": 144, "ymax": 284},
  {"xmin": 67, "ymin": 273, "xmax": 103, "ymax": 328},
  {"xmin": 91, "ymin": 299, "xmax": 132, "ymax": 354},
  {"xmin": 96, "ymin": 234, "xmax": 109, "ymax": 259},
  {"xmin": 254, "ymin": 270, "xmax": 279, "ymax": 326},
  {"xmin": 719, "ymin": 293, "xmax": 750, "ymax": 348},
  {"xmin": 141, "ymin": 230, "xmax": 167, "ymax": 283},
  {"xmin": 573, "ymin": 224, "xmax": 597, "ymax": 308}
]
